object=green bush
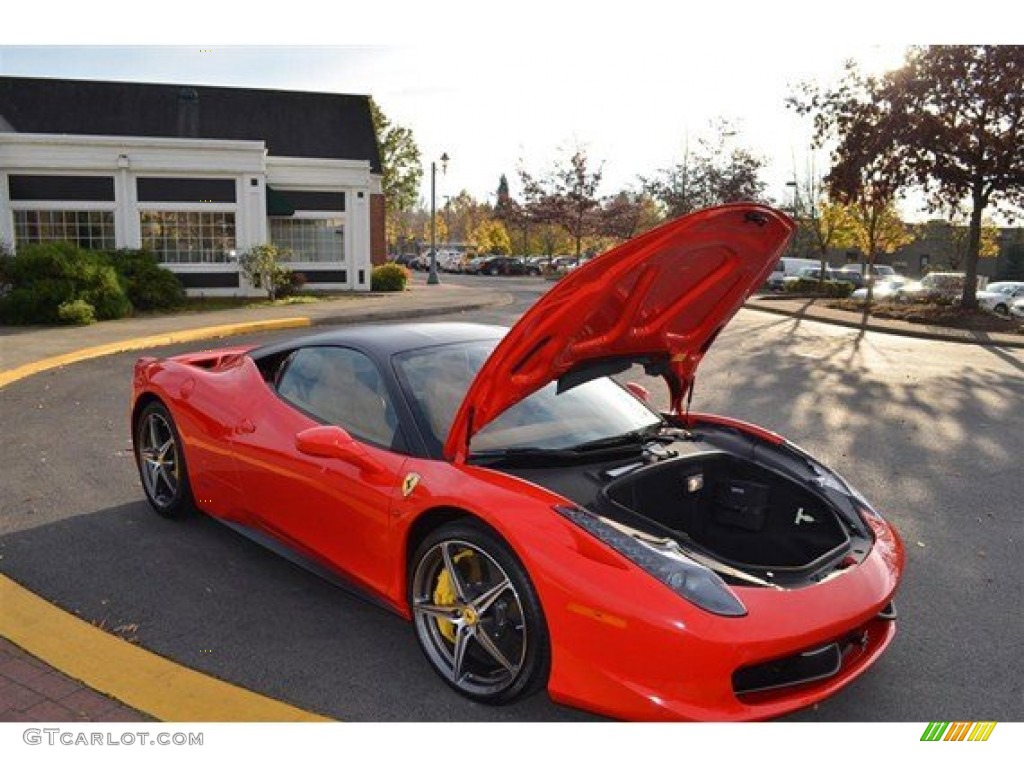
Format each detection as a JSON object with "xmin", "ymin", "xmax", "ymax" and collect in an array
[
  {"xmin": 239, "ymin": 244, "xmax": 295, "ymax": 300},
  {"xmin": 371, "ymin": 262, "xmax": 409, "ymax": 292},
  {"xmin": 0, "ymin": 242, "xmax": 132, "ymax": 324},
  {"xmin": 783, "ymin": 278, "xmax": 855, "ymax": 298},
  {"xmin": 107, "ymin": 249, "xmax": 186, "ymax": 311},
  {"xmin": 57, "ymin": 299, "xmax": 97, "ymax": 325},
  {"xmin": 276, "ymin": 269, "xmax": 306, "ymax": 299}
]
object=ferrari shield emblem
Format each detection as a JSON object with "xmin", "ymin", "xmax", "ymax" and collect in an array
[{"xmin": 402, "ymin": 472, "xmax": 421, "ymax": 498}]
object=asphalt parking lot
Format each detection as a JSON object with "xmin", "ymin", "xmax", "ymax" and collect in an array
[{"xmin": 1, "ymin": 273, "xmax": 1021, "ymax": 721}]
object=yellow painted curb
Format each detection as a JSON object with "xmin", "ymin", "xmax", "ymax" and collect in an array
[
  {"xmin": 0, "ymin": 574, "xmax": 331, "ymax": 721},
  {"xmin": 0, "ymin": 316, "xmax": 311, "ymax": 389}
]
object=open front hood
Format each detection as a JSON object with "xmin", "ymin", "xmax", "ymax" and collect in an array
[{"xmin": 443, "ymin": 203, "xmax": 794, "ymax": 462}]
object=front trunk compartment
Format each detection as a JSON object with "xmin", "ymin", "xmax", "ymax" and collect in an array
[
  {"xmin": 601, "ymin": 451, "xmax": 850, "ymax": 573},
  {"xmin": 492, "ymin": 424, "xmax": 872, "ymax": 589}
]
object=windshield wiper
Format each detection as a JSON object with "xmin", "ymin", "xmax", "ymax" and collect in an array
[
  {"xmin": 469, "ymin": 446, "xmax": 579, "ymax": 465},
  {"xmin": 569, "ymin": 422, "xmax": 667, "ymax": 453}
]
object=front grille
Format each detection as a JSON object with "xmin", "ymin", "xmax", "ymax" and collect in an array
[{"xmin": 733, "ymin": 642, "xmax": 843, "ymax": 696}]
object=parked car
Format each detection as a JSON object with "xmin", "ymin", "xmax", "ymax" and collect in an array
[
  {"xmin": 839, "ymin": 264, "xmax": 901, "ymax": 285},
  {"xmin": 782, "ymin": 266, "xmax": 860, "ymax": 290},
  {"xmin": 766, "ymin": 257, "xmax": 821, "ymax": 290},
  {"xmin": 896, "ymin": 272, "xmax": 968, "ymax": 303},
  {"xmin": 391, "ymin": 254, "xmax": 418, "ymax": 268},
  {"xmin": 438, "ymin": 253, "xmax": 465, "ymax": 273},
  {"xmin": 850, "ymin": 277, "xmax": 909, "ymax": 302},
  {"xmin": 478, "ymin": 256, "xmax": 540, "ymax": 276},
  {"xmin": 551, "ymin": 255, "xmax": 578, "ymax": 273},
  {"xmin": 130, "ymin": 203, "xmax": 903, "ymax": 721},
  {"xmin": 974, "ymin": 281, "xmax": 1024, "ymax": 316},
  {"xmin": 1011, "ymin": 296, "xmax": 1024, "ymax": 320}
]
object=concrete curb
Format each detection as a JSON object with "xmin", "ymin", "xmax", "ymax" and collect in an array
[{"xmin": 744, "ymin": 301, "xmax": 1024, "ymax": 349}]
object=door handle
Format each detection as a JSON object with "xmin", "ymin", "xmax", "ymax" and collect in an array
[{"xmin": 237, "ymin": 418, "xmax": 256, "ymax": 434}]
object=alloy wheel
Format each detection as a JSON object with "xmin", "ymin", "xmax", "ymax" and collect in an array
[
  {"xmin": 411, "ymin": 539, "xmax": 527, "ymax": 698},
  {"xmin": 139, "ymin": 411, "xmax": 179, "ymax": 509}
]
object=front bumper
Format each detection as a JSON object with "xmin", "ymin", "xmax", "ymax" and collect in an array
[{"xmin": 543, "ymin": 518, "xmax": 905, "ymax": 721}]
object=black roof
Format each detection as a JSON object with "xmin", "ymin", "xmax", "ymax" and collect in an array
[{"xmin": 0, "ymin": 76, "xmax": 381, "ymax": 172}]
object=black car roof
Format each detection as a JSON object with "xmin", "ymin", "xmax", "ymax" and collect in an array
[{"xmin": 249, "ymin": 321, "xmax": 506, "ymax": 361}]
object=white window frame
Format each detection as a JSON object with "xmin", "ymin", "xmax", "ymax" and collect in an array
[
  {"xmin": 9, "ymin": 200, "xmax": 118, "ymax": 251},
  {"xmin": 270, "ymin": 210, "xmax": 349, "ymax": 287},
  {"xmin": 137, "ymin": 202, "xmax": 239, "ymax": 268}
]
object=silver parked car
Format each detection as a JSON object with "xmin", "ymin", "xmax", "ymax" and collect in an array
[{"xmin": 974, "ymin": 282, "xmax": 1024, "ymax": 316}]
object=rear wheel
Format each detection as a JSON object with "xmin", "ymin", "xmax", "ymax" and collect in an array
[
  {"xmin": 994, "ymin": 303, "xmax": 1009, "ymax": 317},
  {"xmin": 135, "ymin": 401, "xmax": 194, "ymax": 518},
  {"xmin": 409, "ymin": 521, "xmax": 549, "ymax": 704}
]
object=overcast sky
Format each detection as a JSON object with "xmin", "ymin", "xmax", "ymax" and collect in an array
[{"xmin": 1, "ymin": 2, "xmax": 1015, "ymax": 220}]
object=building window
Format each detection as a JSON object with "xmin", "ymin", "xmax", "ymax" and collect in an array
[
  {"xmin": 140, "ymin": 211, "xmax": 236, "ymax": 264},
  {"xmin": 270, "ymin": 217, "xmax": 345, "ymax": 263},
  {"xmin": 13, "ymin": 210, "xmax": 116, "ymax": 250}
]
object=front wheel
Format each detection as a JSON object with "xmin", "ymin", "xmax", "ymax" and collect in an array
[
  {"xmin": 409, "ymin": 521, "xmax": 550, "ymax": 704},
  {"xmin": 994, "ymin": 303, "xmax": 1009, "ymax": 317}
]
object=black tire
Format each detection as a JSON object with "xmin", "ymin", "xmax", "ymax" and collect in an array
[
  {"xmin": 409, "ymin": 520, "xmax": 550, "ymax": 704},
  {"xmin": 486, "ymin": 267, "xmax": 498, "ymax": 276},
  {"xmin": 134, "ymin": 400, "xmax": 194, "ymax": 518},
  {"xmin": 994, "ymin": 303, "xmax": 1009, "ymax": 317}
]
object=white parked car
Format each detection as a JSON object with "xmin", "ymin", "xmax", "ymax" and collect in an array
[
  {"xmin": 766, "ymin": 257, "xmax": 821, "ymax": 290},
  {"xmin": 974, "ymin": 281, "xmax": 1024, "ymax": 316},
  {"xmin": 1010, "ymin": 297, "xmax": 1024, "ymax": 320},
  {"xmin": 850, "ymin": 277, "xmax": 908, "ymax": 302}
]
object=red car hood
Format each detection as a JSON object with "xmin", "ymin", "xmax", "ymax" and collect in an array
[{"xmin": 443, "ymin": 203, "xmax": 794, "ymax": 462}]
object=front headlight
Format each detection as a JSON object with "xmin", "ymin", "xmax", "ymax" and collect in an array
[{"xmin": 555, "ymin": 505, "xmax": 747, "ymax": 617}]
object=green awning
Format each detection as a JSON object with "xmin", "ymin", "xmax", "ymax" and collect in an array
[{"xmin": 266, "ymin": 185, "xmax": 295, "ymax": 216}]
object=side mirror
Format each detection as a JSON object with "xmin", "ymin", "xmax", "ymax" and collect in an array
[
  {"xmin": 295, "ymin": 425, "xmax": 382, "ymax": 473},
  {"xmin": 625, "ymin": 381, "xmax": 651, "ymax": 403}
]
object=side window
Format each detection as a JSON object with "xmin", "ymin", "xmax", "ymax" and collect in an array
[{"xmin": 276, "ymin": 346, "xmax": 403, "ymax": 450}]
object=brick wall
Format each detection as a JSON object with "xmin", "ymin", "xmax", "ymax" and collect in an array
[{"xmin": 370, "ymin": 193, "xmax": 386, "ymax": 265}]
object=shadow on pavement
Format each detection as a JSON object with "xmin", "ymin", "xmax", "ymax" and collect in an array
[{"xmin": 0, "ymin": 502, "xmax": 594, "ymax": 722}]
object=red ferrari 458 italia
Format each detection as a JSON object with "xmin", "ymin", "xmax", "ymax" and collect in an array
[{"xmin": 131, "ymin": 203, "xmax": 904, "ymax": 720}]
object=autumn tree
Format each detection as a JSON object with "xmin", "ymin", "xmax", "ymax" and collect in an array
[
  {"xmin": 643, "ymin": 120, "xmax": 770, "ymax": 218},
  {"xmin": 368, "ymin": 98, "xmax": 423, "ymax": 252},
  {"xmin": 470, "ymin": 219, "xmax": 511, "ymax": 255},
  {"xmin": 787, "ymin": 160, "xmax": 856, "ymax": 286},
  {"xmin": 835, "ymin": 196, "xmax": 917, "ymax": 274},
  {"xmin": 520, "ymin": 149, "xmax": 604, "ymax": 257},
  {"xmin": 600, "ymin": 190, "xmax": 663, "ymax": 241},
  {"xmin": 790, "ymin": 46, "xmax": 1024, "ymax": 308}
]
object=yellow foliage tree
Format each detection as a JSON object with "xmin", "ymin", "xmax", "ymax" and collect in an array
[{"xmin": 470, "ymin": 219, "xmax": 511, "ymax": 255}]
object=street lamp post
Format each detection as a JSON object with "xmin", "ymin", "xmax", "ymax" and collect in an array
[{"xmin": 428, "ymin": 152, "xmax": 449, "ymax": 285}]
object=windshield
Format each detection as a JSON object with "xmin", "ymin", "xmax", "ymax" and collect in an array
[
  {"xmin": 987, "ymin": 283, "xmax": 1019, "ymax": 295},
  {"xmin": 393, "ymin": 339, "xmax": 663, "ymax": 457}
]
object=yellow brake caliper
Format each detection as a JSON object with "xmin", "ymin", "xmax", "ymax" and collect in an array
[{"xmin": 434, "ymin": 549, "xmax": 478, "ymax": 643}]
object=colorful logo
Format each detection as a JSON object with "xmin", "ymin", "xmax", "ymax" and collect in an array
[{"xmin": 921, "ymin": 722, "xmax": 997, "ymax": 741}]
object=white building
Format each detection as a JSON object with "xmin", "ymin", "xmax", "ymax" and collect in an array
[{"xmin": 0, "ymin": 77, "xmax": 386, "ymax": 294}]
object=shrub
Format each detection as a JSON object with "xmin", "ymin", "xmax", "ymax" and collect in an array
[
  {"xmin": 57, "ymin": 299, "xmax": 97, "ymax": 325},
  {"xmin": 276, "ymin": 270, "xmax": 306, "ymax": 299},
  {"xmin": 239, "ymin": 244, "xmax": 294, "ymax": 300},
  {"xmin": 0, "ymin": 242, "xmax": 132, "ymax": 324},
  {"xmin": 783, "ymin": 278, "xmax": 854, "ymax": 298},
  {"xmin": 371, "ymin": 262, "xmax": 409, "ymax": 292},
  {"xmin": 107, "ymin": 249, "xmax": 186, "ymax": 311}
]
